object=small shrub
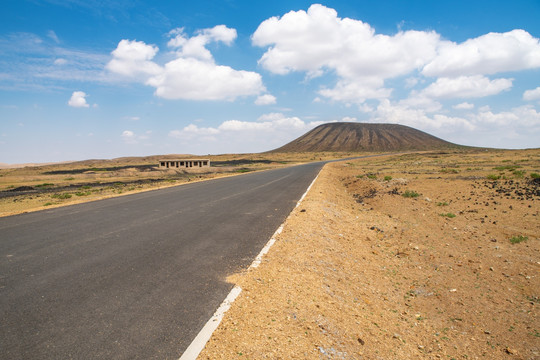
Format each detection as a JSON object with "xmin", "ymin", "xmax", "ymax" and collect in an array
[
  {"xmin": 35, "ymin": 183, "xmax": 54, "ymax": 188},
  {"xmin": 75, "ymin": 191, "xmax": 91, "ymax": 196},
  {"xmin": 439, "ymin": 213, "xmax": 456, "ymax": 218},
  {"xmin": 437, "ymin": 201, "xmax": 449, "ymax": 206},
  {"xmin": 384, "ymin": 175, "xmax": 392, "ymax": 181},
  {"xmin": 531, "ymin": 173, "xmax": 540, "ymax": 179},
  {"xmin": 402, "ymin": 190, "xmax": 420, "ymax": 198},
  {"xmin": 51, "ymin": 193, "xmax": 72, "ymax": 199},
  {"xmin": 81, "ymin": 185, "xmax": 91, "ymax": 189},
  {"xmin": 65, "ymin": 177, "xmax": 75, "ymax": 181},
  {"xmin": 356, "ymin": 175, "xmax": 364, "ymax": 179},
  {"xmin": 494, "ymin": 165, "xmax": 520, "ymax": 171},
  {"xmin": 366, "ymin": 173, "xmax": 377, "ymax": 179},
  {"xmin": 509, "ymin": 235, "xmax": 528, "ymax": 244},
  {"xmin": 43, "ymin": 202, "xmax": 54, "ymax": 206},
  {"xmin": 486, "ymin": 174, "xmax": 500, "ymax": 180},
  {"xmin": 441, "ymin": 168, "xmax": 459, "ymax": 174},
  {"xmin": 512, "ymin": 170, "xmax": 525, "ymax": 178}
]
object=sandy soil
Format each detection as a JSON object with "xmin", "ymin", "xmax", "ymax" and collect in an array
[{"xmin": 200, "ymin": 149, "xmax": 539, "ymax": 359}]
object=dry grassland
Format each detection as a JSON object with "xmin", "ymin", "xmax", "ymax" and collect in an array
[
  {"xmin": 0, "ymin": 152, "xmax": 350, "ymax": 217},
  {"xmin": 201, "ymin": 149, "xmax": 539, "ymax": 360}
]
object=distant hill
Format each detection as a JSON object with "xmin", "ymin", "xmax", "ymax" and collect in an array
[{"xmin": 271, "ymin": 122, "xmax": 460, "ymax": 152}]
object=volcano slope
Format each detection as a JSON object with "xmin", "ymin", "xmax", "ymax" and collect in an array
[{"xmin": 272, "ymin": 122, "xmax": 460, "ymax": 153}]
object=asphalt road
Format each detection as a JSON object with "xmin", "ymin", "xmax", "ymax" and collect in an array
[{"xmin": 0, "ymin": 162, "xmax": 324, "ymax": 359}]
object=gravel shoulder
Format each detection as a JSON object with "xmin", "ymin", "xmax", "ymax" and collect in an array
[{"xmin": 200, "ymin": 149, "xmax": 539, "ymax": 359}]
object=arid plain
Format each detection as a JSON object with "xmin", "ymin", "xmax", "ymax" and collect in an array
[
  {"xmin": 1, "ymin": 148, "xmax": 539, "ymax": 359},
  {"xmin": 200, "ymin": 149, "xmax": 539, "ymax": 359},
  {"xmin": 0, "ymin": 152, "xmax": 344, "ymax": 217}
]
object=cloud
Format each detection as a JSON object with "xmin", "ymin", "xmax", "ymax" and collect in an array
[
  {"xmin": 363, "ymin": 98, "xmax": 540, "ymax": 149},
  {"xmin": 422, "ymin": 29, "xmax": 540, "ymax": 77},
  {"xmin": 167, "ymin": 113, "xmax": 327, "ymax": 153},
  {"xmin": 405, "ymin": 77, "xmax": 420, "ymax": 88},
  {"xmin": 107, "ymin": 25, "xmax": 264, "ymax": 101},
  {"xmin": 252, "ymin": 5, "xmax": 540, "ymax": 108},
  {"xmin": 169, "ymin": 124, "xmax": 219, "ymax": 137},
  {"xmin": 167, "ymin": 25, "xmax": 237, "ymax": 61},
  {"xmin": 453, "ymin": 102, "xmax": 475, "ymax": 110},
  {"xmin": 121, "ymin": 130, "xmax": 136, "ymax": 144},
  {"xmin": 68, "ymin": 91, "xmax": 90, "ymax": 108},
  {"xmin": 0, "ymin": 32, "xmax": 110, "ymax": 90},
  {"xmin": 398, "ymin": 93, "xmax": 442, "ymax": 112},
  {"xmin": 252, "ymin": 4, "xmax": 440, "ymax": 102},
  {"xmin": 253, "ymin": 4, "xmax": 439, "ymax": 78},
  {"xmin": 371, "ymin": 99, "xmax": 475, "ymax": 131},
  {"xmin": 255, "ymin": 94, "xmax": 277, "ymax": 105},
  {"xmin": 318, "ymin": 79, "xmax": 391, "ymax": 104},
  {"xmin": 47, "ymin": 30, "xmax": 60, "ymax": 43},
  {"xmin": 122, "ymin": 130, "xmax": 134, "ymax": 138},
  {"xmin": 121, "ymin": 129, "xmax": 152, "ymax": 144},
  {"xmin": 523, "ymin": 86, "xmax": 540, "ymax": 101},
  {"xmin": 54, "ymin": 58, "xmax": 67, "ymax": 65},
  {"xmin": 146, "ymin": 58, "xmax": 263, "ymax": 101},
  {"xmin": 105, "ymin": 39, "xmax": 161, "ymax": 79},
  {"xmin": 421, "ymin": 75, "xmax": 513, "ymax": 99},
  {"xmin": 470, "ymin": 105, "xmax": 540, "ymax": 126}
]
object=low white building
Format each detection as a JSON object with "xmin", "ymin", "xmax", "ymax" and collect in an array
[{"xmin": 159, "ymin": 159, "xmax": 210, "ymax": 169}]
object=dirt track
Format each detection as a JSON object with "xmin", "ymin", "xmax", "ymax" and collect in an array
[{"xmin": 200, "ymin": 150, "xmax": 539, "ymax": 359}]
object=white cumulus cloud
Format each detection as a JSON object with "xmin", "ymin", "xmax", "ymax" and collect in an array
[
  {"xmin": 422, "ymin": 29, "xmax": 540, "ymax": 77},
  {"xmin": 121, "ymin": 130, "xmax": 152, "ymax": 144},
  {"xmin": 146, "ymin": 58, "xmax": 263, "ymax": 101},
  {"xmin": 168, "ymin": 25, "xmax": 237, "ymax": 61},
  {"xmin": 471, "ymin": 105, "xmax": 540, "ymax": 126},
  {"xmin": 167, "ymin": 114, "xmax": 327, "ymax": 153},
  {"xmin": 68, "ymin": 91, "xmax": 90, "ymax": 108},
  {"xmin": 421, "ymin": 75, "xmax": 513, "ymax": 99},
  {"xmin": 122, "ymin": 130, "xmax": 134, "ymax": 138},
  {"xmin": 121, "ymin": 130, "xmax": 136, "ymax": 144},
  {"xmin": 372, "ymin": 99, "xmax": 475, "ymax": 131},
  {"xmin": 255, "ymin": 94, "xmax": 277, "ymax": 105},
  {"xmin": 105, "ymin": 39, "xmax": 161, "ymax": 79},
  {"xmin": 453, "ymin": 102, "xmax": 475, "ymax": 110},
  {"xmin": 523, "ymin": 86, "xmax": 540, "ymax": 101},
  {"xmin": 252, "ymin": 4, "xmax": 440, "ymax": 103},
  {"xmin": 252, "ymin": 5, "xmax": 540, "ymax": 109},
  {"xmin": 107, "ymin": 26, "xmax": 264, "ymax": 101}
]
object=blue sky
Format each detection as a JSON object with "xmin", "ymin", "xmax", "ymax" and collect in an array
[{"xmin": 1, "ymin": 0, "xmax": 540, "ymax": 164}]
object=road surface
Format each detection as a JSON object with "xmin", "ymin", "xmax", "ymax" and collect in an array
[{"xmin": 0, "ymin": 162, "xmax": 323, "ymax": 359}]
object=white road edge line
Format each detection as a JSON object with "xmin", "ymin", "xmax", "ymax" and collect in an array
[{"xmin": 178, "ymin": 168, "xmax": 323, "ymax": 360}]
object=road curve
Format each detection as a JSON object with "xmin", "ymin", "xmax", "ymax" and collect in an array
[{"xmin": 0, "ymin": 162, "xmax": 324, "ymax": 359}]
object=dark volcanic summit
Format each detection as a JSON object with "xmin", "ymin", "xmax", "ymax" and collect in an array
[{"xmin": 272, "ymin": 122, "xmax": 458, "ymax": 152}]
